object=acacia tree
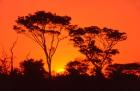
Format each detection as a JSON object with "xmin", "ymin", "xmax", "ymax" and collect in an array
[
  {"xmin": 69, "ymin": 26, "xmax": 127, "ymax": 78},
  {"xmin": 13, "ymin": 11, "xmax": 71, "ymax": 78}
]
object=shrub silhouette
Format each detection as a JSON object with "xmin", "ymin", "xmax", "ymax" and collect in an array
[
  {"xmin": 65, "ymin": 60, "xmax": 89, "ymax": 76},
  {"xmin": 106, "ymin": 63, "xmax": 140, "ymax": 80},
  {"xmin": 20, "ymin": 59, "xmax": 47, "ymax": 80},
  {"xmin": 0, "ymin": 57, "xmax": 10, "ymax": 75}
]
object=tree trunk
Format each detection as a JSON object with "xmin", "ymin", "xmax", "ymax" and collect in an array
[
  {"xmin": 48, "ymin": 62, "xmax": 52, "ymax": 79},
  {"xmin": 44, "ymin": 49, "xmax": 52, "ymax": 79},
  {"xmin": 11, "ymin": 59, "xmax": 13, "ymax": 73},
  {"xmin": 95, "ymin": 67, "xmax": 104, "ymax": 79}
]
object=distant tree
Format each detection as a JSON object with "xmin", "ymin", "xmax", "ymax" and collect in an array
[
  {"xmin": 106, "ymin": 63, "xmax": 140, "ymax": 79},
  {"xmin": 69, "ymin": 26, "xmax": 127, "ymax": 78},
  {"xmin": 65, "ymin": 60, "xmax": 89, "ymax": 76},
  {"xmin": 20, "ymin": 59, "xmax": 47, "ymax": 80},
  {"xmin": 14, "ymin": 11, "xmax": 71, "ymax": 78}
]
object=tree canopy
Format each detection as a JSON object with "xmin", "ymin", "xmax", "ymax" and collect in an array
[
  {"xmin": 69, "ymin": 26, "xmax": 127, "ymax": 78},
  {"xmin": 14, "ymin": 11, "xmax": 71, "ymax": 78}
]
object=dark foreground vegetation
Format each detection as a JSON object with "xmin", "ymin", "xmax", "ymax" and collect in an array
[
  {"xmin": 7, "ymin": 75, "xmax": 140, "ymax": 91},
  {"xmin": 0, "ymin": 59, "xmax": 140, "ymax": 91},
  {"xmin": 1, "ymin": 72, "xmax": 140, "ymax": 91}
]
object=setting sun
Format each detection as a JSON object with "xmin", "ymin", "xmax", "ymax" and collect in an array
[{"xmin": 56, "ymin": 68, "xmax": 65, "ymax": 74}]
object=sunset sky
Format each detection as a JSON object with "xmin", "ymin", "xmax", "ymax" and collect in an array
[{"xmin": 0, "ymin": 0, "xmax": 140, "ymax": 72}]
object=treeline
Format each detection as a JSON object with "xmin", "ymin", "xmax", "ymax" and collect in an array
[{"xmin": 0, "ymin": 58, "xmax": 140, "ymax": 91}]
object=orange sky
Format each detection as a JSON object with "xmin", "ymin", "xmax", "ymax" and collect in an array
[{"xmin": 0, "ymin": 0, "xmax": 140, "ymax": 71}]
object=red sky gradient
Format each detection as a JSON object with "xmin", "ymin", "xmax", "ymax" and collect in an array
[{"xmin": 0, "ymin": 0, "xmax": 140, "ymax": 71}]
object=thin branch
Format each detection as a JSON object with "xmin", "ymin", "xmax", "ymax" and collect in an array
[
  {"xmin": 49, "ymin": 33, "xmax": 55, "ymax": 58},
  {"xmin": 10, "ymin": 35, "xmax": 18, "ymax": 72}
]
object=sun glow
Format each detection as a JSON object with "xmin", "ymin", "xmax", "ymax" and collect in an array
[{"xmin": 56, "ymin": 68, "xmax": 65, "ymax": 73}]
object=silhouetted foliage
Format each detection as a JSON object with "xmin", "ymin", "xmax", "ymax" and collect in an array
[
  {"xmin": 0, "ymin": 55, "xmax": 10, "ymax": 75},
  {"xmin": 65, "ymin": 60, "xmax": 89, "ymax": 76},
  {"xmin": 14, "ymin": 11, "xmax": 71, "ymax": 78},
  {"xmin": 106, "ymin": 63, "xmax": 140, "ymax": 79},
  {"xmin": 20, "ymin": 59, "xmax": 47, "ymax": 80},
  {"xmin": 69, "ymin": 26, "xmax": 127, "ymax": 78}
]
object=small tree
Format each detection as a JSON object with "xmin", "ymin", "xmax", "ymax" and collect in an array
[
  {"xmin": 69, "ymin": 26, "xmax": 127, "ymax": 78},
  {"xmin": 20, "ymin": 59, "xmax": 47, "ymax": 80},
  {"xmin": 14, "ymin": 11, "xmax": 71, "ymax": 78}
]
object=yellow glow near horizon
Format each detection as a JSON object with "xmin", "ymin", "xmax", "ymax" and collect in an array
[{"xmin": 56, "ymin": 68, "xmax": 65, "ymax": 73}]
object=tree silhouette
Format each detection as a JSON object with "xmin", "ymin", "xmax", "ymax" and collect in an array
[
  {"xmin": 65, "ymin": 60, "xmax": 89, "ymax": 76},
  {"xmin": 13, "ymin": 11, "xmax": 71, "ymax": 78},
  {"xmin": 69, "ymin": 26, "xmax": 127, "ymax": 78},
  {"xmin": 106, "ymin": 63, "xmax": 140, "ymax": 79},
  {"xmin": 20, "ymin": 59, "xmax": 47, "ymax": 80}
]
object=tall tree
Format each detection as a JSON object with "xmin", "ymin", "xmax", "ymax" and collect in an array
[
  {"xmin": 14, "ymin": 11, "xmax": 71, "ymax": 78},
  {"xmin": 69, "ymin": 26, "xmax": 127, "ymax": 78}
]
